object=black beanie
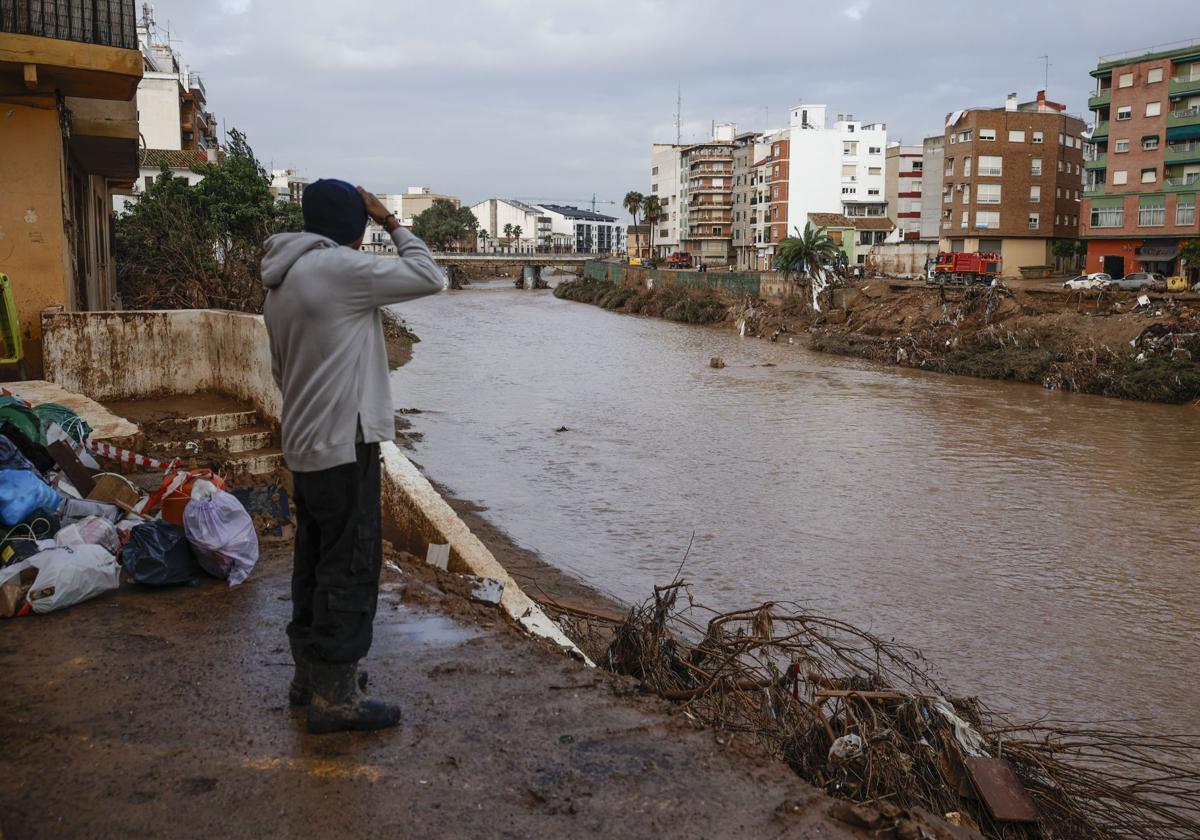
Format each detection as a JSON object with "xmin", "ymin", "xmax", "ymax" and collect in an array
[{"xmin": 302, "ymin": 179, "xmax": 369, "ymax": 245}]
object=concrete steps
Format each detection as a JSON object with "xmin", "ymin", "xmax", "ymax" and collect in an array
[{"xmin": 148, "ymin": 409, "xmax": 283, "ymax": 478}]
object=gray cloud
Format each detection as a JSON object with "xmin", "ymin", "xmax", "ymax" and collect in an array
[{"xmin": 159, "ymin": 0, "xmax": 1196, "ymax": 215}]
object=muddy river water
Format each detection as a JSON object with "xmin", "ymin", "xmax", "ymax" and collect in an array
[{"xmin": 391, "ymin": 280, "xmax": 1200, "ymax": 730}]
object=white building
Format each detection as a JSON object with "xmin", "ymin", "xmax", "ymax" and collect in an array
[
  {"xmin": 649, "ymin": 144, "xmax": 683, "ymax": 257},
  {"xmin": 270, "ymin": 169, "xmax": 309, "ymax": 205},
  {"xmin": 537, "ymin": 205, "xmax": 622, "ymax": 254},
  {"xmin": 470, "ymin": 199, "xmax": 551, "ymax": 253}
]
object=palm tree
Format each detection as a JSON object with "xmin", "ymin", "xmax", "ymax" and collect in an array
[
  {"xmin": 624, "ymin": 190, "xmax": 644, "ymax": 256},
  {"xmin": 513, "ymin": 225, "xmax": 523, "ymax": 253},
  {"xmin": 775, "ymin": 222, "xmax": 840, "ymax": 310},
  {"xmin": 503, "ymin": 223, "xmax": 514, "ymax": 253},
  {"xmin": 642, "ymin": 195, "xmax": 663, "ymax": 262},
  {"xmin": 478, "ymin": 228, "xmax": 490, "ymax": 253}
]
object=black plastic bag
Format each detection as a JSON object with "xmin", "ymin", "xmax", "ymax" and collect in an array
[{"xmin": 121, "ymin": 520, "xmax": 199, "ymax": 586}]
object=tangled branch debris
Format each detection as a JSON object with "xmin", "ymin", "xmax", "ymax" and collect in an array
[{"xmin": 553, "ymin": 582, "xmax": 1200, "ymax": 839}]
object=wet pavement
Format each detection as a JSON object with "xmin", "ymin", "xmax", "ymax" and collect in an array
[{"xmin": 0, "ymin": 547, "xmax": 858, "ymax": 839}]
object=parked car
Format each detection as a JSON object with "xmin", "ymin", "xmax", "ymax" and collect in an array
[
  {"xmin": 1063, "ymin": 273, "xmax": 1111, "ymax": 290},
  {"xmin": 1108, "ymin": 272, "xmax": 1163, "ymax": 291}
]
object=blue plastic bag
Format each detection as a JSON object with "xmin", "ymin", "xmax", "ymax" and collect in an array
[{"xmin": 0, "ymin": 469, "xmax": 61, "ymax": 526}]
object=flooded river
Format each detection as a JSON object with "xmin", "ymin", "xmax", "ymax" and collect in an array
[{"xmin": 391, "ymin": 280, "xmax": 1200, "ymax": 730}]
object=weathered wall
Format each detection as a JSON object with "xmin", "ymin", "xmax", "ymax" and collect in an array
[
  {"xmin": 866, "ymin": 242, "xmax": 938, "ymax": 278},
  {"xmin": 0, "ymin": 99, "xmax": 73, "ymax": 375},
  {"xmin": 584, "ymin": 260, "xmax": 766, "ymax": 298},
  {"xmin": 40, "ymin": 309, "xmax": 583, "ymax": 659}
]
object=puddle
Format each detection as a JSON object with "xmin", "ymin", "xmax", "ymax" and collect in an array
[{"xmin": 374, "ymin": 604, "xmax": 479, "ymax": 648}]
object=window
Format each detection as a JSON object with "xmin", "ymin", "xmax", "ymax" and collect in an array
[
  {"xmin": 867, "ymin": 188, "xmax": 880, "ymax": 196},
  {"xmin": 1091, "ymin": 206, "xmax": 1124, "ymax": 227},
  {"xmin": 841, "ymin": 187, "xmax": 856, "ymax": 194},
  {"xmin": 1118, "ymin": 72, "xmax": 1133, "ymax": 88},
  {"xmin": 1031, "ymin": 157, "xmax": 1042, "ymax": 175},
  {"xmin": 1028, "ymin": 212, "xmax": 1040, "ymax": 229},
  {"xmin": 977, "ymin": 183, "xmax": 1001, "ymax": 204},
  {"xmin": 773, "ymin": 186, "xmax": 780, "ymax": 197},
  {"xmin": 868, "ymin": 146, "xmax": 881, "ymax": 155},
  {"xmin": 1008, "ymin": 130, "xmax": 1026, "ymax": 142},
  {"xmin": 961, "ymin": 211, "xmax": 968, "ymax": 228},
  {"xmin": 963, "ymin": 156, "xmax": 972, "ymax": 176},
  {"xmin": 962, "ymin": 185, "xmax": 970, "ymax": 203},
  {"xmin": 842, "ymin": 164, "xmax": 857, "ymax": 179},
  {"xmin": 1148, "ymin": 67, "xmax": 1164, "ymax": 83},
  {"xmin": 1030, "ymin": 185, "xmax": 1041, "ymax": 201},
  {"xmin": 1114, "ymin": 139, "xmax": 1130, "ymax": 153},
  {"xmin": 978, "ymin": 156, "xmax": 1002, "ymax": 176},
  {"xmin": 959, "ymin": 130, "xmax": 973, "ymax": 142},
  {"xmin": 949, "ymin": 133, "xmax": 957, "ymax": 144},
  {"xmin": 945, "ymin": 158, "xmax": 955, "ymax": 176},
  {"xmin": 1141, "ymin": 167, "xmax": 1157, "ymax": 183},
  {"xmin": 651, "ymin": 183, "xmax": 659, "ymax": 192},
  {"xmin": 843, "ymin": 141, "xmax": 859, "ymax": 155},
  {"xmin": 1116, "ymin": 106, "xmax": 1132, "ymax": 121},
  {"xmin": 652, "ymin": 166, "xmax": 659, "ymax": 175},
  {"xmin": 1178, "ymin": 196, "xmax": 1196, "ymax": 226},
  {"xmin": 979, "ymin": 128, "xmax": 996, "ymax": 141},
  {"xmin": 1059, "ymin": 133, "xmax": 1065, "ymax": 144},
  {"xmin": 1146, "ymin": 102, "xmax": 1162, "ymax": 117},
  {"xmin": 975, "ymin": 210, "xmax": 1000, "ymax": 229},
  {"xmin": 1143, "ymin": 136, "xmax": 1159, "ymax": 151},
  {"xmin": 1112, "ymin": 170, "xmax": 1128, "ymax": 185},
  {"xmin": 1139, "ymin": 204, "xmax": 1165, "ymax": 226},
  {"xmin": 1032, "ymin": 131, "xmax": 1044, "ymax": 144},
  {"xmin": 868, "ymin": 166, "xmax": 882, "ymax": 175},
  {"xmin": 943, "ymin": 185, "xmax": 952, "ymax": 203}
]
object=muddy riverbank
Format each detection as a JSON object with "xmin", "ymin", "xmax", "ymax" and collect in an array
[{"xmin": 554, "ymin": 277, "xmax": 1200, "ymax": 404}]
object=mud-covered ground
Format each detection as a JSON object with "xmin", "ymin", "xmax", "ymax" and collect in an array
[{"xmin": 0, "ymin": 543, "xmax": 882, "ymax": 839}]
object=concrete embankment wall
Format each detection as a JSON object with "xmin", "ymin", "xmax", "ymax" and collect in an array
[
  {"xmin": 41, "ymin": 309, "xmax": 583, "ymax": 659},
  {"xmin": 583, "ymin": 261, "xmax": 792, "ymax": 299}
]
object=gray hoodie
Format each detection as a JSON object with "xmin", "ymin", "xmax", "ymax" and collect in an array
[{"xmin": 261, "ymin": 226, "xmax": 445, "ymax": 473}]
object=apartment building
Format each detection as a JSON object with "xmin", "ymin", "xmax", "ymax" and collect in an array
[
  {"xmin": 0, "ymin": 0, "xmax": 143, "ymax": 373},
  {"xmin": 649, "ymin": 144, "xmax": 683, "ymax": 258},
  {"xmin": 364, "ymin": 188, "xmax": 462, "ymax": 253},
  {"xmin": 732, "ymin": 132, "xmax": 766, "ymax": 270},
  {"xmin": 539, "ymin": 205, "xmax": 623, "ymax": 254},
  {"xmin": 886, "ymin": 144, "xmax": 924, "ymax": 241},
  {"xmin": 1081, "ymin": 41, "xmax": 1200, "ymax": 278},
  {"xmin": 469, "ymin": 199, "xmax": 546, "ymax": 253},
  {"xmin": 939, "ymin": 91, "xmax": 1085, "ymax": 275},
  {"xmin": 680, "ymin": 123, "xmax": 738, "ymax": 266},
  {"xmin": 919, "ymin": 135, "xmax": 946, "ymax": 241}
]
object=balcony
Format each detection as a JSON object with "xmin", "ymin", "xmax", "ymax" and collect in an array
[
  {"xmin": 1165, "ymin": 140, "xmax": 1200, "ymax": 165},
  {"xmin": 0, "ymin": 0, "xmax": 142, "ymax": 100},
  {"xmin": 1088, "ymin": 89, "xmax": 1111, "ymax": 110},
  {"xmin": 1084, "ymin": 154, "xmax": 1108, "ymax": 170},
  {"xmin": 1170, "ymin": 75, "xmax": 1200, "ymax": 97},
  {"xmin": 1083, "ymin": 184, "xmax": 1106, "ymax": 198},
  {"xmin": 1091, "ymin": 121, "xmax": 1110, "ymax": 141},
  {"xmin": 1168, "ymin": 107, "xmax": 1200, "ymax": 130},
  {"xmin": 1164, "ymin": 171, "xmax": 1200, "ymax": 191}
]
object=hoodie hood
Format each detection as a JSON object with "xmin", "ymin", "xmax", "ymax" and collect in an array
[{"xmin": 261, "ymin": 232, "xmax": 338, "ymax": 289}]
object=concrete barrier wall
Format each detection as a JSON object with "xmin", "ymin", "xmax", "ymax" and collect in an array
[
  {"xmin": 584, "ymin": 261, "xmax": 766, "ymax": 298},
  {"xmin": 41, "ymin": 309, "xmax": 584, "ymax": 660},
  {"xmin": 866, "ymin": 242, "xmax": 937, "ymax": 278}
]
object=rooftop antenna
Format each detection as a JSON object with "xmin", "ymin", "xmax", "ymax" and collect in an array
[
  {"xmin": 675, "ymin": 83, "xmax": 682, "ymax": 145},
  {"xmin": 1039, "ymin": 54, "xmax": 1051, "ymax": 91}
]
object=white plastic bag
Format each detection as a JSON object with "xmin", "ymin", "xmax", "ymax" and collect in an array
[
  {"xmin": 55, "ymin": 515, "xmax": 119, "ymax": 554},
  {"xmin": 25, "ymin": 545, "xmax": 120, "ymax": 614},
  {"xmin": 182, "ymin": 490, "xmax": 259, "ymax": 586}
]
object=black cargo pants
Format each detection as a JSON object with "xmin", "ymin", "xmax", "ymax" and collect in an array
[{"xmin": 287, "ymin": 442, "xmax": 382, "ymax": 665}]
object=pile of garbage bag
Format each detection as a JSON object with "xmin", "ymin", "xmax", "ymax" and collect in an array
[{"xmin": 0, "ymin": 390, "xmax": 259, "ymax": 619}]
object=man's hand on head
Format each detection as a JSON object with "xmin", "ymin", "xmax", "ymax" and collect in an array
[{"xmin": 357, "ymin": 187, "xmax": 400, "ymax": 231}]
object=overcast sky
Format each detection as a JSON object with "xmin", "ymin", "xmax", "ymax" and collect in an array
[{"xmin": 162, "ymin": 0, "xmax": 1195, "ymax": 216}]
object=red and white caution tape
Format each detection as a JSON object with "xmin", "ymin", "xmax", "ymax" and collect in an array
[
  {"xmin": 3, "ymin": 385, "xmax": 179, "ymax": 473},
  {"xmin": 86, "ymin": 440, "xmax": 179, "ymax": 473}
]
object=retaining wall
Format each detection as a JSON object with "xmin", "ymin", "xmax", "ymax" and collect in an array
[
  {"xmin": 41, "ymin": 309, "xmax": 583, "ymax": 659},
  {"xmin": 584, "ymin": 261, "xmax": 768, "ymax": 298}
]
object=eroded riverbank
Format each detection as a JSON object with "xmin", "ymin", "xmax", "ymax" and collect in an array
[{"xmin": 555, "ymin": 276, "xmax": 1200, "ymax": 404}]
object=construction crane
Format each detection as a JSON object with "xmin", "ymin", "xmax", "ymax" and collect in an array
[{"xmin": 515, "ymin": 194, "xmax": 618, "ymax": 213}]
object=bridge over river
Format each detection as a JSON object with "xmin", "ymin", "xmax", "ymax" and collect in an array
[{"xmin": 431, "ymin": 253, "xmax": 596, "ymax": 285}]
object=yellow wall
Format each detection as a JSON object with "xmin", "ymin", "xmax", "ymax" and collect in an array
[
  {"xmin": 0, "ymin": 98, "xmax": 72, "ymax": 374},
  {"xmin": 1000, "ymin": 239, "xmax": 1051, "ymax": 277}
]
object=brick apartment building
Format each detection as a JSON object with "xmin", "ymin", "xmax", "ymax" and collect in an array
[
  {"xmin": 1081, "ymin": 41, "xmax": 1200, "ymax": 278},
  {"xmin": 681, "ymin": 131, "xmax": 738, "ymax": 267},
  {"xmin": 886, "ymin": 144, "xmax": 924, "ymax": 240},
  {"xmin": 940, "ymin": 91, "xmax": 1085, "ymax": 276}
]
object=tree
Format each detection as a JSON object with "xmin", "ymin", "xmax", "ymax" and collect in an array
[
  {"xmin": 115, "ymin": 128, "xmax": 301, "ymax": 312},
  {"xmin": 1052, "ymin": 239, "xmax": 1079, "ymax": 273},
  {"xmin": 774, "ymin": 222, "xmax": 840, "ymax": 310},
  {"xmin": 1180, "ymin": 239, "xmax": 1200, "ymax": 282},
  {"xmin": 642, "ymin": 195, "xmax": 663, "ymax": 261},
  {"xmin": 477, "ymin": 228, "xmax": 490, "ymax": 252},
  {"xmin": 512, "ymin": 225, "xmax": 523, "ymax": 252},
  {"xmin": 623, "ymin": 190, "xmax": 644, "ymax": 255},
  {"xmin": 410, "ymin": 200, "xmax": 478, "ymax": 252},
  {"xmin": 503, "ymin": 223, "xmax": 514, "ymax": 252}
]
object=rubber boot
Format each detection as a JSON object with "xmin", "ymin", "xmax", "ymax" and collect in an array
[
  {"xmin": 289, "ymin": 644, "xmax": 367, "ymax": 707},
  {"xmin": 306, "ymin": 661, "xmax": 401, "ymax": 734}
]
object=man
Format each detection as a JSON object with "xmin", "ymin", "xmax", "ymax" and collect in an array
[{"xmin": 260, "ymin": 179, "xmax": 445, "ymax": 734}]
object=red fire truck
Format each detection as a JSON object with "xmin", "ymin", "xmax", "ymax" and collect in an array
[{"xmin": 928, "ymin": 251, "xmax": 1002, "ymax": 285}]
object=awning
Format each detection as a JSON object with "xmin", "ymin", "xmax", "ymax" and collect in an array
[{"xmin": 1135, "ymin": 242, "xmax": 1178, "ymax": 261}]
